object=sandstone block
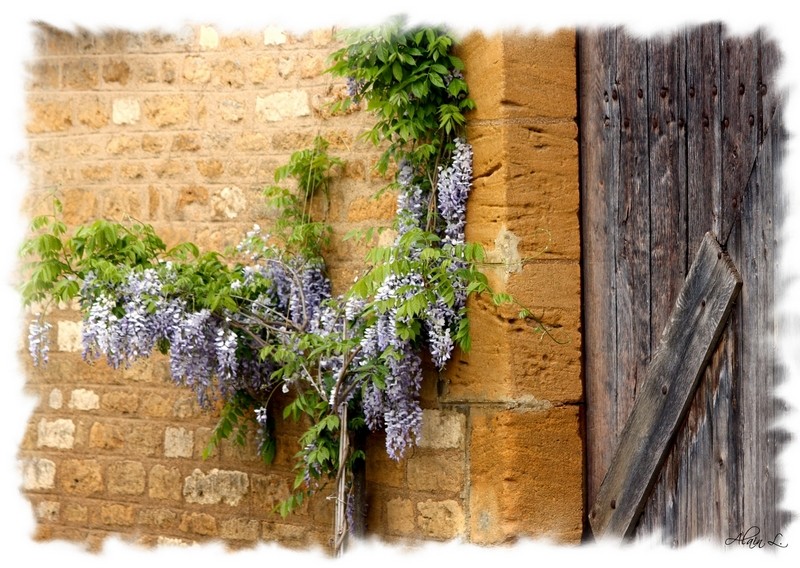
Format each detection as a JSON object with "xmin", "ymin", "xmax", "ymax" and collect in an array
[
  {"xmin": 22, "ymin": 457, "xmax": 56, "ymax": 490},
  {"xmin": 36, "ymin": 500, "xmax": 60, "ymax": 521},
  {"xmin": 214, "ymin": 60, "xmax": 245, "ymax": 88},
  {"xmin": 144, "ymin": 95, "xmax": 191, "ymax": 127},
  {"xmin": 101, "ymin": 391, "xmax": 139, "ymax": 414},
  {"xmin": 407, "ymin": 452, "xmax": 464, "ymax": 493},
  {"xmin": 182, "ymin": 56, "xmax": 211, "ymax": 84},
  {"xmin": 63, "ymin": 503, "xmax": 88, "ymax": 524},
  {"xmin": 418, "ymin": 409, "xmax": 466, "ymax": 449},
  {"xmin": 77, "ymin": 96, "xmax": 109, "ymax": 129},
  {"xmin": 62, "ymin": 59, "xmax": 98, "ymax": 89},
  {"xmin": 69, "ymin": 388, "xmax": 100, "ymax": 411},
  {"xmin": 112, "ymin": 98, "xmax": 141, "ymax": 125},
  {"xmin": 183, "ymin": 469, "xmax": 249, "ymax": 506},
  {"xmin": 469, "ymin": 406, "xmax": 583, "ymax": 543},
  {"xmin": 164, "ymin": 427, "xmax": 194, "ymax": 458},
  {"xmin": 198, "ymin": 25, "xmax": 219, "ymax": 49},
  {"xmin": 263, "ymin": 26, "xmax": 287, "ymax": 45},
  {"xmin": 171, "ymin": 133, "xmax": 201, "ymax": 152},
  {"xmin": 386, "ymin": 498, "xmax": 415, "ymax": 537},
  {"xmin": 250, "ymin": 474, "xmax": 290, "ymax": 511},
  {"xmin": 28, "ymin": 61, "xmax": 59, "ymax": 89},
  {"xmin": 179, "ymin": 512, "xmax": 217, "ymax": 536},
  {"xmin": 138, "ymin": 507, "xmax": 178, "ymax": 530},
  {"xmin": 416, "ymin": 499, "xmax": 465, "ymax": 540},
  {"xmin": 149, "ymin": 464, "xmax": 182, "ymax": 500},
  {"xmin": 48, "ymin": 388, "xmax": 63, "ymax": 409},
  {"xmin": 220, "ymin": 518, "xmax": 260, "ymax": 541},
  {"xmin": 106, "ymin": 134, "xmax": 140, "ymax": 155},
  {"xmin": 89, "ymin": 421, "xmax": 124, "ymax": 450},
  {"xmin": 256, "ymin": 91, "xmax": 310, "ymax": 122},
  {"xmin": 196, "ymin": 159, "xmax": 224, "ymax": 179},
  {"xmin": 99, "ymin": 503, "xmax": 135, "ymax": 526},
  {"xmin": 59, "ymin": 459, "xmax": 103, "ymax": 496},
  {"xmin": 107, "ymin": 460, "xmax": 146, "ymax": 495},
  {"xmin": 211, "ymin": 186, "xmax": 246, "ymax": 219},
  {"xmin": 37, "ymin": 418, "xmax": 75, "ymax": 449},
  {"xmin": 102, "ymin": 59, "xmax": 131, "ymax": 84},
  {"xmin": 56, "ymin": 320, "xmax": 82, "ymax": 352},
  {"xmin": 27, "ymin": 100, "xmax": 72, "ymax": 133}
]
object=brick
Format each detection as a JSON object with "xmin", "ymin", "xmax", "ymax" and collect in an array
[
  {"xmin": 256, "ymin": 91, "xmax": 310, "ymax": 122},
  {"xmin": 107, "ymin": 460, "xmax": 146, "ymax": 495},
  {"xmin": 418, "ymin": 409, "xmax": 466, "ymax": 449},
  {"xmin": 99, "ymin": 503, "xmax": 135, "ymax": 526},
  {"xmin": 179, "ymin": 512, "xmax": 217, "ymax": 536},
  {"xmin": 144, "ymin": 95, "xmax": 191, "ymax": 127},
  {"xmin": 182, "ymin": 56, "xmax": 211, "ymax": 84},
  {"xmin": 416, "ymin": 500, "xmax": 465, "ymax": 540},
  {"xmin": 183, "ymin": 469, "xmax": 249, "ymax": 506},
  {"xmin": 149, "ymin": 464, "xmax": 182, "ymax": 500},
  {"xmin": 386, "ymin": 498, "xmax": 415, "ymax": 537},
  {"xmin": 77, "ymin": 96, "xmax": 109, "ymax": 129},
  {"xmin": 102, "ymin": 59, "xmax": 130, "ymax": 84},
  {"xmin": 235, "ymin": 133, "xmax": 269, "ymax": 152},
  {"xmin": 220, "ymin": 518, "xmax": 260, "ymax": 541},
  {"xmin": 162, "ymin": 59, "xmax": 177, "ymax": 84},
  {"xmin": 407, "ymin": 452, "xmax": 464, "ymax": 493},
  {"xmin": 27, "ymin": 99, "xmax": 72, "ymax": 133},
  {"xmin": 164, "ymin": 427, "xmax": 193, "ymax": 458},
  {"xmin": 469, "ymin": 406, "xmax": 583, "ymax": 543},
  {"xmin": 112, "ymin": 98, "xmax": 141, "ymax": 125},
  {"xmin": 22, "ymin": 457, "xmax": 56, "ymax": 490},
  {"xmin": 37, "ymin": 418, "xmax": 75, "ymax": 449},
  {"xmin": 69, "ymin": 388, "xmax": 100, "ymax": 411},
  {"xmin": 59, "ymin": 459, "xmax": 103, "ymax": 496},
  {"xmin": 62, "ymin": 59, "xmax": 99, "ymax": 89},
  {"xmin": 153, "ymin": 160, "xmax": 189, "ymax": 179}
]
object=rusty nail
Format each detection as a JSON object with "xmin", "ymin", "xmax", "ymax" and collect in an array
[
  {"xmin": 688, "ymin": 86, "xmax": 695, "ymax": 97},
  {"xmin": 738, "ymin": 83, "xmax": 745, "ymax": 95},
  {"xmin": 610, "ymin": 500, "xmax": 616, "ymax": 510}
]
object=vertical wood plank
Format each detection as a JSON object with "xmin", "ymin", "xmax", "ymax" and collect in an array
[
  {"xmin": 614, "ymin": 33, "xmax": 651, "ymax": 453},
  {"xmin": 579, "ymin": 28, "xmax": 621, "ymax": 508}
]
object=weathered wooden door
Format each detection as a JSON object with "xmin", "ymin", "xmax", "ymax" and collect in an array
[{"xmin": 579, "ymin": 24, "xmax": 789, "ymax": 543}]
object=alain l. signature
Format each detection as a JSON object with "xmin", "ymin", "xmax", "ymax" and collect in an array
[{"xmin": 725, "ymin": 526, "xmax": 788, "ymax": 549}]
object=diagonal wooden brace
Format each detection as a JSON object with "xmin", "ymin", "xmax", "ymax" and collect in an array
[{"xmin": 589, "ymin": 232, "xmax": 742, "ymax": 540}]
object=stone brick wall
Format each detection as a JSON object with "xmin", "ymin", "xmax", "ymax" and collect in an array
[{"xmin": 19, "ymin": 23, "xmax": 582, "ymax": 553}]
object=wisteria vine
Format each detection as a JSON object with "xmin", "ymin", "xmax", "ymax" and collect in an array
[{"xmin": 21, "ymin": 20, "xmax": 526, "ymax": 551}]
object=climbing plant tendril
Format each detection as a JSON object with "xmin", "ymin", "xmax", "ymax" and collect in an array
[{"xmin": 20, "ymin": 18, "xmax": 541, "ymax": 555}]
